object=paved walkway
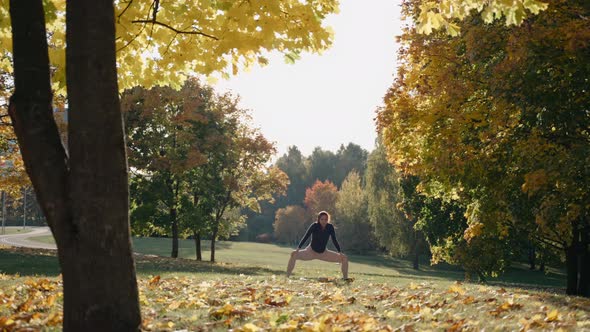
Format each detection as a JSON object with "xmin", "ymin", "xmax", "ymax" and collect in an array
[{"xmin": 0, "ymin": 226, "xmax": 56, "ymax": 250}]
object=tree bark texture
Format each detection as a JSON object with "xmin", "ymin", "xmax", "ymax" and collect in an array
[
  {"xmin": 65, "ymin": 0, "xmax": 141, "ymax": 330},
  {"xmin": 8, "ymin": 0, "xmax": 70, "ymax": 244},
  {"xmin": 9, "ymin": 0, "xmax": 142, "ymax": 330}
]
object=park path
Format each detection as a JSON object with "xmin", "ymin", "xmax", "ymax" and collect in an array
[{"xmin": 0, "ymin": 226, "xmax": 56, "ymax": 250}]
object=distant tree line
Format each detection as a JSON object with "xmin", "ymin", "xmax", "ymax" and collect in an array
[{"xmin": 242, "ymin": 138, "xmax": 564, "ymax": 279}]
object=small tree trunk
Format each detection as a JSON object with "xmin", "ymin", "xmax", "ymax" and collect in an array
[
  {"xmin": 579, "ymin": 227, "xmax": 590, "ymax": 297},
  {"xmin": 210, "ymin": 226, "xmax": 218, "ymax": 262},
  {"xmin": 171, "ymin": 207, "xmax": 178, "ymax": 258},
  {"xmin": 194, "ymin": 230, "xmax": 202, "ymax": 261},
  {"xmin": 528, "ymin": 246, "xmax": 536, "ymax": 270},
  {"xmin": 412, "ymin": 231, "xmax": 419, "ymax": 270}
]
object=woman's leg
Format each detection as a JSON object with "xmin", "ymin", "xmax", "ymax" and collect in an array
[
  {"xmin": 286, "ymin": 246, "xmax": 316, "ymax": 277},
  {"xmin": 317, "ymin": 250, "xmax": 349, "ymax": 279}
]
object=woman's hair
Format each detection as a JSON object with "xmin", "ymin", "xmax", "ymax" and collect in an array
[{"xmin": 316, "ymin": 211, "xmax": 331, "ymax": 223}]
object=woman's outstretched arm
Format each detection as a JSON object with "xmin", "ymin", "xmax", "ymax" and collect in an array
[
  {"xmin": 297, "ymin": 223, "xmax": 315, "ymax": 249},
  {"xmin": 329, "ymin": 225, "xmax": 342, "ymax": 252}
]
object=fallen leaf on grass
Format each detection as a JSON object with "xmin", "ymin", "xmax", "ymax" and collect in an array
[
  {"xmin": 545, "ymin": 309, "xmax": 560, "ymax": 322},
  {"xmin": 489, "ymin": 301, "xmax": 523, "ymax": 316},
  {"xmin": 148, "ymin": 275, "xmax": 161, "ymax": 287},
  {"xmin": 448, "ymin": 283, "xmax": 466, "ymax": 295}
]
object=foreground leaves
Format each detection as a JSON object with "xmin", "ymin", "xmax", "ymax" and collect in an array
[
  {"xmin": 1, "ymin": 276, "xmax": 589, "ymax": 331},
  {"xmin": 0, "ymin": 248, "xmax": 588, "ymax": 331}
]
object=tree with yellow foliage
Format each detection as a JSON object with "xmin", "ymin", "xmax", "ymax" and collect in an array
[
  {"xmin": 2, "ymin": 0, "xmax": 338, "ymax": 330},
  {"xmin": 378, "ymin": 0, "xmax": 589, "ymax": 295}
]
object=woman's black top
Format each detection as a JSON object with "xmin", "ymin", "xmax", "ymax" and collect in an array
[{"xmin": 297, "ymin": 222, "xmax": 341, "ymax": 253}]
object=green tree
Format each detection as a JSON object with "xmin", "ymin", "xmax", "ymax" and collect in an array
[
  {"xmin": 335, "ymin": 171, "xmax": 372, "ymax": 253},
  {"xmin": 275, "ymin": 145, "xmax": 309, "ymax": 207},
  {"xmin": 206, "ymin": 103, "xmax": 288, "ymax": 261},
  {"xmin": 307, "ymin": 147, "xmax": 337, "ymax": 185},
  {"xmin": 123, "ymin": 79, "xmax": 211, "ymax": 258},
  {"xmin": 334, "ymin": 143, "xmax": 368, "ymax": 187},
  {"xmin": 365, "ymin": 141, "xmax": 409, "ymax": 256}
]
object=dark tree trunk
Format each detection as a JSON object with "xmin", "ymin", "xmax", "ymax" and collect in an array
[
  {"xmin": 171, "ymin": 207, "xmax": 178, "ymax": 258},
  {"xmin": 412, "ymin": 231, "xmax": 419, "ymax": 270},
  {"xmin": 528, "ymin": 246, "xmax": 536, "ymax": 270},
  {"xmin": 9, "ymin": 0, "xmax": 141, "ymax": 331},
  {"xmin": 210, "ymin": 226, "xmax": 218, "ymax": 262},
  {"xmin": 579, "ymin": 227, "xmax": 590, "ymax": 297},
  {"xmin": 64, "ymin": 0, "xmax": 141, "ymax": 329},
  {"xmin": 194, "ymin": 230, "xmax": 202, "ymax": 261},
  {"xmin": 169, "ymin": 179, "xmax": 180, "ymax": 258},
  {"xmin": 8, "ymin": 0, "xmax": 69, "ymax": 239},
  {"xmin": 412, "ymin": 249, "xmax": 419, "ymax": 270},
  {"xmin": 566, "ymin": 233, "xmax": 579, "ymax": 295},
  {"xmin": 210, "ymin": 199, "xmax": 228, "ymax": 262},
  {"xmin": 538, "ymin": 260, "xmax": 546, "ymax": 273}
]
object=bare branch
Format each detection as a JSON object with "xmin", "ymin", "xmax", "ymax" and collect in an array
[
  {"xmin": 532, "ymin": 233, "xmax": 566, "ymax": 251},
  {"xmin": 117, "ymin": 0, "xmax": 133, "ymax": 22},
  {"xmin": 116, "ymin": 26, "xmax": 148, "ymax": 53}
]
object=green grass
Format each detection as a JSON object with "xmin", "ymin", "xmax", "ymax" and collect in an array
[
  {"xmin": 0, "ymin": 227, "xmax": 32, "ymax": 235},
  {"xmin": 24, "ymin": 235, "xmax": 565, "ymax": 288}
]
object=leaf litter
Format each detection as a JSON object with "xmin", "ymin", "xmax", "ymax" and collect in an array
[{"xmin": 0, "ymin": 248, "xmax": 589, "ymax": 331}]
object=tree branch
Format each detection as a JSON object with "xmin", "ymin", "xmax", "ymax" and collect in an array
[
  {"xmin": 116, "ymin": 0, "xmax": 134, "ymax": 22},
  {"xmin": 131, "ymin": 20, "xmax": 219, "ymax": 40},
  {"xmin": 532, "ymin": 234, "xmax": 566, "ymax": 251}
]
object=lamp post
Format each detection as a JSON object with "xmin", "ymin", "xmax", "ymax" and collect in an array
[
  {"xmin": 1, "ymin": 191, "xmax": 5, "ymax": 235},
  {"xmin": 23, "ymin": 187, "xmax": 27, "ymax": 230}
]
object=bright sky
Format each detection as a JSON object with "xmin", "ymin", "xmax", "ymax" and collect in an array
[{"xmin": 213, "ymin": 0, "xmax": 403, "ymax": 157}]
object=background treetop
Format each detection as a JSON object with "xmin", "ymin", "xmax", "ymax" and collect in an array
[{"xmin": 0, "ymin": 0, "xmax": 339, "ymax": 93}]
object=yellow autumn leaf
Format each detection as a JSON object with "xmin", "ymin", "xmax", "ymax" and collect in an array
[
  {"xmin": 545, "ymin": 309, "xmax": 559, "ymax": 322},
  {"xmin": 168, "ymin": 300, "xmax": 181, "ymax": 310},
  {"xmin": 241, "ymin": 322, "xmax": 261, "ymax": 332},
  {"xmin": 448, "ymin": 284, "xmax": 465, "ymax": 295}
]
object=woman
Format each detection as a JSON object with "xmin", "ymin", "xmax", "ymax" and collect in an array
[{"xmin": 286, "ymin": 211, "xmax": 349, "ymax": 279}]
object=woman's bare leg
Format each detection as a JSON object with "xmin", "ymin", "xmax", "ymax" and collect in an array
[
  {"xmin": 317, "ymin": 250, "xmax": 349, "ymax": 279},
  {"xmin": 286, "ymin": 246, "xmax": 316, "ymax": 277}
]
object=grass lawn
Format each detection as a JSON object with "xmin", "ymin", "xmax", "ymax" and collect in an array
[
  {"xmin": 0, "ymin": 226, "xmax": 32, "ymax": 235},
  {"xmin": 0, "ymin": 243, "xmax": 587, "ymax": 331},
  {"xmin": 28, "ymin": 235, "xmax": 566, "ymax": 288}
]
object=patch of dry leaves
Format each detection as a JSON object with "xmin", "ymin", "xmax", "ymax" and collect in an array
[{"xmin": 1, "ymin": 272, "xmax": 589, "ymax": 332}]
